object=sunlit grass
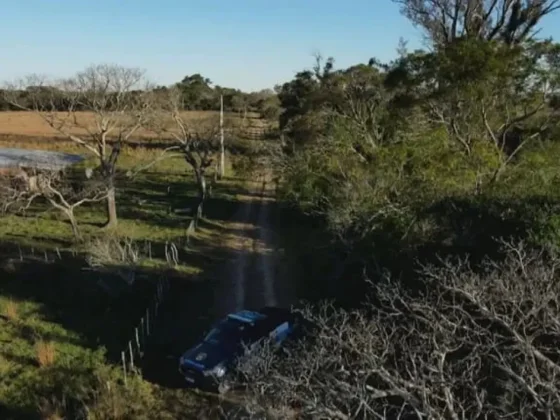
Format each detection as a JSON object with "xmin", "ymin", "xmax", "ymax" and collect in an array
[
  {"xmin": 2, "ymin": 298, "xmax": 19, "ymax": 322},
  {"xmin": 0, "ymin": 130, "xmax": 261, "ymax": 417},
  {"xmin": 35, "ymin": 340, "xmax": 56, "ymax": 367}
]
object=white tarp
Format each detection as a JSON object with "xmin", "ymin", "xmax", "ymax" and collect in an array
[{"xmin": 0, "ymin": 148, "xmax": 84, "ymax": 171}]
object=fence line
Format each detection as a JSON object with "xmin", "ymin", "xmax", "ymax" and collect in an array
[
  {"xmin": 225, "ymin": 126, "xmax": 278, "ymax": 140},
  {"xmin": 8, "ymin": 242, "xmax": 176, "ymax": 387},
  {"xmin": 8, "ymin": 244, "xmax": 68, "ymax": 263},
  {"xmin": 10, "ymin": 240, "xmax": 183, "ymax": 266},
  {"xmin": 120, "ymin": 274, "xmax": 171, "ymax": 385}
]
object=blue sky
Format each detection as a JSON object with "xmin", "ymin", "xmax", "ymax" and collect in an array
[{"xmin": 1, "ymin": 1, "xmax": 559, "ymax": 92}]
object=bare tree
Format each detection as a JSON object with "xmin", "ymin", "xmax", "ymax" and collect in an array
[
  {"xmin": 146, "ymin": 87, "xmax": 221, "ymax": 225},
  {"xmin": 2, "ymin": 64, "xmax": 154, "ymax": 227},
  {"xmin": 85, "ymin": 235, "xmax": 141, "ymax": 287},
  {"xmin": 393, "ymin": 0, "xmax": 560, "ymax": 47},
  {"xmin": 1, "ymin": 168, "xmax": 107, "ymax": 241},
  {"xmin": 230, "ymin": 243, "xmax": 560, "ymax": 419}
]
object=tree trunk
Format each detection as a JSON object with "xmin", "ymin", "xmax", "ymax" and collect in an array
[
  {"xmin": 101, "ymin": 145, "xmax": 121, "ymax": 228},
  {"xmin": 105, "ymin": 186, "xmax": 118, "ymax": 228},
  {"xmin": 66, "ymin": 209, "xmax": 82, "ymax": 242},
  {"xmin": 193, "ymin": 169, "xmax": 207, "ymax": 227}
]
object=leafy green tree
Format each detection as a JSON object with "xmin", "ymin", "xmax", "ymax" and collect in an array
[
  {"xmin": 388, "ymin": 38, "xmax": 560, "ymax": 183},
  {"xmin": 176, "ymin": 73, "xmax": 214, "ymax": 110},
  {"xmin": 258, "ymin": 94, "xmax": 281, "ymax": 122},
  {"xmin": 215, "ymin": 86, "xmax": 242, "ymax": 111},
  {"xmin": 277, "ymin": 70, "xmax": 322, "ymax": 140},
  {"xmin": 393, "ymin": 0, "xmax": 560, "ymax": 46}
]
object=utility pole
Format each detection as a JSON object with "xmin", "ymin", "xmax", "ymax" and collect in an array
[{"xmin": 219, "ymin": 94, "xmax": 225, "ymax": 179}]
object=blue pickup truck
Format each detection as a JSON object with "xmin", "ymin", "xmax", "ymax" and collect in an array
[{"xmin": 178, "ymin": 306, "xmax": 302, "ymax": 392}]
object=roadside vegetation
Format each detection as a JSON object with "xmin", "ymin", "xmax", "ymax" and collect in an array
[
  {"xmin": 233, "ymin": 1, "xmax": 560, "ymax": 418},
  {"xmin": 1, "ymin": 0, "xmax": 560, "ymax": 418}
]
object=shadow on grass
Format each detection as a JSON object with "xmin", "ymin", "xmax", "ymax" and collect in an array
[
  {"xmin": 116, "ymin": 173, "xmax": 266, "ymax": 231},
  {"xmin": 0, "ymin": 241, "xmax": 213, "ymax": 361},
  {"xmin": 139, "ymin": 197, "xmax": 307, "ymax": 389},
  {"xmin": 0, "ymin": 170, "xmax": 259, "ymax": 367},
  {"xmin": 0, "ymin": 170, "xmax": 314, "ymax": 394},
  {"xmin": 0, "ymin": 403, "xmax": 38, "ymax": 420},
  {"xmin": 0, "ymin": 210, "xmax": 268, "ymax": 390}
]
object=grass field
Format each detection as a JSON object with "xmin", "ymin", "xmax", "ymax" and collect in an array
[
  {"xmin": 0, "ymin": 111, "xmax": 268, "ymax": 140},
  {"xmin": 0, "ymin": 105, "xmax": 304, "ymax": 418},
  {"xmin": 0, "ymin": 121, "xmax": 284, "ymax": 418}
]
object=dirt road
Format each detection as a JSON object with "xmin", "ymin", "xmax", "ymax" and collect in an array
[
  {"xmin": 141, "ymin": 174, "xmax": 297, "ymax": 389},
  {"xmin": 213, "ymin": 175, "xmax": 294, "ymax": 315}
]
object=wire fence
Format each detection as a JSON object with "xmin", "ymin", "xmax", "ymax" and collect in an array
[
  {"xmin": 225, "ymin": 126, "xmax": 278, "ymax": 140},
  {"xmin": 120, "ymin": 275, "xmax": 170, "ymax": 387},
  {"xmin": 8, "ymin": 244, "xmax": 75, "ymax": 263},
  {"xmin": 7, "ymin": 242, "xmax": 178, "ymax": 387},
  {"xmin": 7, "ymin": 177, "xmax": 214, "ymax": 387}
]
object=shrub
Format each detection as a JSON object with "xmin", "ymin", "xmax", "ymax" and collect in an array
[
  {"xmin": 232, "ymin": 242, "xmax": 560, "ymax": 418},
  {"xmin": 35, "ymin": 340, "xmax": 56, "ymax": 367},
  {"xmin": 2, "ymin": 298, "xmax": 19, "ymax": 322}
]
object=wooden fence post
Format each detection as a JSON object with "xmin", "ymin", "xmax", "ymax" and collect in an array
[
  {"xmin": 146, "ymin": 308, "xmax": 150, "ymax": 336},
  {"xmin": 135, "ymin": 327, "xmax": 141, "ymax": 354},
  {"xmin": 121, "ymin": 351, "xmax": 128, "ymax": 388},
  {"xmin": 128, "ymin": 341, "xmax": 134, "ymax": 369}
]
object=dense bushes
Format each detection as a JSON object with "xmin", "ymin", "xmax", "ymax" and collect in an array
[
  {"xmin": 1, "ymin": 346, "xmax": 158, "ymax": 419},
  {"xmin": 233, "ymin": 245, "xmax": 560, "ymax": 419},
  {"xmin": 274, "ymin": 36, "xmax": 560, "ymax": 302},
  {"xmin": 253, "ymin": 5, "xmax": 560, "ymax": 416}
]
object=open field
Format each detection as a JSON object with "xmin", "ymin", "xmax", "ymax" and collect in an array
[
  {"xmin": 0, "ymin": 111, "xmax": 268, "ymax": 140},
  {"xmin": 0, "ymin": 134, "xmax": 313, "ymax": 418},
  {"xmin": 0, "ymin": 140, "xmax": 232, "ymax": 416}
]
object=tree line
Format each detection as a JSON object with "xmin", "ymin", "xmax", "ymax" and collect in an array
[
  {"xmin": 224, "ymin": 1, "xmax": 560, "ymax": 418},
  {"xmin": 275, "ymin": 0, "xmax": 560, "ymax": 255},
  {"xmin": 0, "ymin": 66, "xmax": 239, "ymax": 238},
  {"xmin": 0, "ymin": 72, "xmax": 281, "ymax": 121}
]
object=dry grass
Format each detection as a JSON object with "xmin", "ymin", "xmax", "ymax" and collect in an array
[
  {"xmin": 38, "ymin": 397, "xmax": 66, "ymax": 420},
  {"xmin": 0, "ymin": 353, "xmax": 13, "ymax": 375},
  {"xmin": 0, "ymin": 111, "xmax": 262, "ymax": 139},
  {"xmin": 2, "ymin": 299, "xmax": 19, "ymax": 322},
  {"xmin": 35, "ymin": 340, "xmax": 56, "ymax": 367}
]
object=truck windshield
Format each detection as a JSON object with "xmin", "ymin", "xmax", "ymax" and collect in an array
[{"xmin": 204, "ymin": 318, "xmax": 249, "ymax": 344}]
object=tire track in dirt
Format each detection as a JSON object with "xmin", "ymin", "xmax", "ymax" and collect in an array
[
  {"xmin": 246, "ymin": 177, "xmax": 278, "ymax": 309},
  {"xmin": 255, "ymin": 181, "xmax": 277, "ymax": 308},
  {"xmin": 214, "ymin": 174, "xmax": 280, "ymax": 314},
  {"xmin": 141, "ymin": 174, "xmax": 297, "ymax": 394}
]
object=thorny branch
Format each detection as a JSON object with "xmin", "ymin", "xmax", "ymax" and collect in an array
[{"xmin": 227, "ymin": 242, "xmax": 560, "ymax": 419}]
